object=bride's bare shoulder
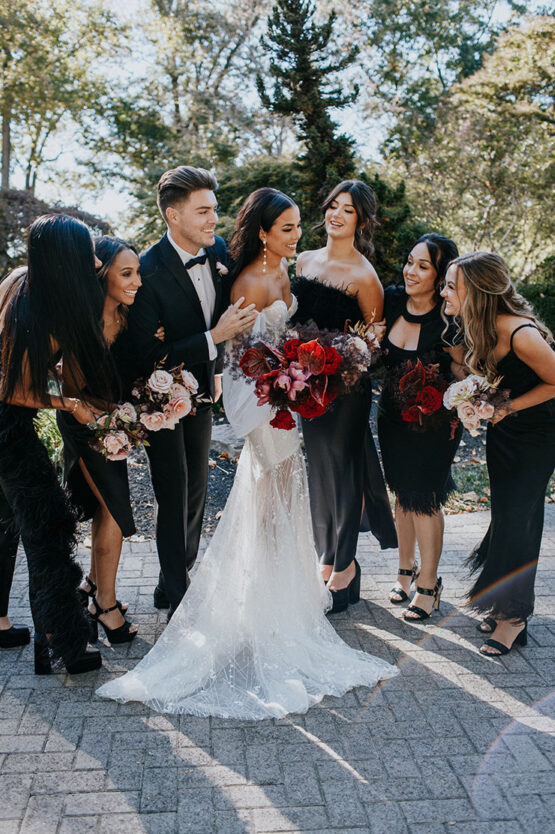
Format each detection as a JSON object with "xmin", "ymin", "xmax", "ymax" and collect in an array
[{"xmin": 230, "ymin": 268, "xmax": 269, "ymax": 311}]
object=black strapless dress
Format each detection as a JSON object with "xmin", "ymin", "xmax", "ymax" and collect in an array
[
  {"xmin": 291, "ymin": 276, "xmax": 397, "ymax": 571},
  {"xmin": 57, "ymin": 330, "xmax": 139, "ymax": 538},
  {"xmin": 378, "ymin": 285, "xmax": 463, "ymax": 514},
  {"xmin": 467, "ymin": 324, "xmax": 555, "ymax": 621}
]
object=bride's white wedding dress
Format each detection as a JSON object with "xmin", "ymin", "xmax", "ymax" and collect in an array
[{"xmin": 97, "ymin": 298, "xmax": 397, "ymax": 718}]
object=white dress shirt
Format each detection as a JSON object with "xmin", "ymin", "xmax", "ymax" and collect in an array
[{"xmin": 167, "ymin": 230, "xmax": 217, "ymax": 361}]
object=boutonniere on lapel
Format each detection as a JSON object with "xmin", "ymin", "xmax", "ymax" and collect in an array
[{"xmin": 215, "ymin": 262, "xmax": 229, "ymax": 276}]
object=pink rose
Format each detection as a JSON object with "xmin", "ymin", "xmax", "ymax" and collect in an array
[
  {"xmin": 166, "ymin": 395, "xmax": 192, "ymax": 423},
  {"xmin": 139, "ymin": 411, "xmax": 167, "ymax": 431},
  {"xmin": 474, "ymin": 400, "xmax": 495, "ymax": 420},
  {"xmin": 116, "ymin": 402, "xmax": 137, "ymax": 422},
  {"xmin": 180, "ymin": 370, "xmax": 199, "ymax": 394},
  {"xmin": 170, "ymin": 383, "xmax": 189, "ymax": 398},
  {"xmin": 147, "ymin": 369, "xmax": 173, "ymax": 394},
  {"xmin": 457, "ymin": 402, "xmax": 482, "ymax": 436},
  {"xmin": 103, "ymin": 431, "xmax": 129, "ymax": 459}
]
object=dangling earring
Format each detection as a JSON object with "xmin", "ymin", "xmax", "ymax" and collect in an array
[{"xmin": 262, "ymin": 239, "xmax": 267, "ymax": 273}]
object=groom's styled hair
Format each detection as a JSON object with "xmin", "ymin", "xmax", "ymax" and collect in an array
[{"xmin": 157, "ymin": 165, "xmax": 218, "ymax": 221}]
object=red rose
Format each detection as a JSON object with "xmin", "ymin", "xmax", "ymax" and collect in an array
[
  {"xmin": 323, "ymin": 345, "xmax": 342, "ymax": 375},
  {"xmin": 416, "ymin": 385, "xmax": 443, "ymax": 414},
  {"xmin": 401, "ymin": 404, "xmax": 422, "ymax": 423},
  {"xmin": 297, "ymin": 340, "xmax": 326, "ymax": 374},
  {"xmin": 270, "ymin": 409, "xmax": 296, "ymax": 430},
  {"xmin": 296, "ymin": 396, "xmax": 327, "ymax": 419},
  {"xmin": 283, "ymin": 339, "xmax": 302, "ymax": 360}
]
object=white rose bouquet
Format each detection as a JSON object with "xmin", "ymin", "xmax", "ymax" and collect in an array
[{"xmin": 443, "ymin": 374, "xmax": 510, "ymax": 436}]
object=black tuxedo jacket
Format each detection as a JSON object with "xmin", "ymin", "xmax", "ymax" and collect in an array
[{"xmin": 129, "ymin": 233, "xmax": 230, "ymax": 396}]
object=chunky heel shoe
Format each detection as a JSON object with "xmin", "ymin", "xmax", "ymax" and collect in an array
[
  {"xmin": 0, "ymin": 625, "xmax": 31, "ymax": 648},
  {"xmin": 389, "ymin": 563, "xmax": 418, "ymax": 604},
  {"xmin": 479, "ymin": 621, "xmax": 527, "ymax": 656},
  {"xmin": 328, "ymin": 560, "xmax": 361, "ymax": 614},
  {"xmin": 89, "ymin": 597, "xmax": 137, "ymax": 644},
  {"xmin": 349, "ymin": 559, "xmax": 361, "ymax": 604},
  {"xmin": 402, "ymin": 577, "xmax": 443, "ymax": 622},
  {"xmin": 477, "ymin": 616, "xmax": 497, "ymax": 634},
  {"xmin": 79, "ymin": 576, "xmax": 128, "ymax": 614},
  {"xmin": 34, "ymin": 635, "xmax": 101, "ymax": 675}
]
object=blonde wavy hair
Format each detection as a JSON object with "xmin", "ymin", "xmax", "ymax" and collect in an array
[{"xmin": 451, "ymin": 252, "xmax": 553, "ymax": 379}]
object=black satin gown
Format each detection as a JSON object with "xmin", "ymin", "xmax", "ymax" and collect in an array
[
  {"xmin": 57, "ymin": 329, "xmax": 138, "ymax": 538},
  {"xmin": 467, "ymin": 324, "xmax": 555, "ymax": 621},
  {"xmin": 291, "ymin": 276, "xmax": 397, "ymax": 571},
  {"xmin": 378, "ymin": 285, "xmax": 463, "ymax": 515}
]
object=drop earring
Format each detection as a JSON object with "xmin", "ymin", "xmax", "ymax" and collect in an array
[{"xmin": 262, "ymin": 239, "xmax": 267, "ymax": 273}]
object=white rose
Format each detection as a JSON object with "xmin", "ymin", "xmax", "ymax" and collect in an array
[
  {"xmin": 181, "ymin": 370, "xmax": 199, "ymax": 394},
  {"xmin": 147, "ymin": 369, "xmax": 173, "ymax": 394}
]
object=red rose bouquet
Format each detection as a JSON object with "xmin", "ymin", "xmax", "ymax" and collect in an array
[
  {"xmin": 390, "ymin": 359, "xmax": 452, "ymax": 430},
  {"xmin": 238, "ymin": 323, "xmax": 381, "ymax": 430}
]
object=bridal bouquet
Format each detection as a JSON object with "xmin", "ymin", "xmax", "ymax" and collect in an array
[
  {"xmin": 443, "ymin": 374, "xmax": 510, "ymax": 436},
  {"xmin": 390, "ymin": 359, "xmax": 451, "ymax": 431},
  {"xmin": 88, "ymin": 364, "xmax": 204, "ymax": 459},
  {"xmin": 238, "ymin": 323, "xmax": 381, "ymax": 430}
]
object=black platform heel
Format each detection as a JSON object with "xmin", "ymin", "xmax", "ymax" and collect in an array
[
  {"xmin": 89, "ymin": 596, "xmax": 137, "ymax": 644},
  {"xmin": 34, "ymin": 634, "xmax": 102, "ymax": 675},
  {"xmin": 402, "ymin": 578, "xmax": 443, "ymax": 622},
  {"xmin": 389, "ymin": 563, "xmax": 418, "ymax": 604},
  {"xmin": 479, "ymin": 621, "xmax": 528, "ymax": 656},
  {"xmin": 78, "ymin": 576, "xmax": 128, "ymax": 614},
  {"xmin": 329, "ymin": 560, "xmax": 361, "ymax": 614}
]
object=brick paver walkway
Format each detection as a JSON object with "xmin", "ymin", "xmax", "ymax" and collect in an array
[{"xmin": 1, "ymin": 507, "xmax": 553, "ymax": 834}]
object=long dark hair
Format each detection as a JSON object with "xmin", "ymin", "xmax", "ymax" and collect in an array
[
  {"xmin": 412, "ymin": 233, "xmax": 459, "ymax": 297},
  {"xmin": 229, "ymin": 188, "xmax": 297, "ymax": 280},
  {"xmin": 318, "ymin": 179, "xmax": 378, "ymax": 260},
  {"xmin": 95, "ymin": 236, "xmax": 138, "ymax": 328},
  {"xmin": 0, "ymin": 214, "xmax": 116, "ymax": 405}
]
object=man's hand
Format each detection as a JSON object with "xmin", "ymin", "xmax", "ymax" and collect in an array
[
  {"xmin": 210, "ymin": 297, "xmax": 258, "ymax": 345},
  {"xmin": 213, "ymin": 376, "xmax": 222, "ymax": 402}
]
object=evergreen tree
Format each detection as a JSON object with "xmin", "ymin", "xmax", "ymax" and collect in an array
[{"xmin": 257, "ymin": 0, "xmax": 359, "ymax": 225}]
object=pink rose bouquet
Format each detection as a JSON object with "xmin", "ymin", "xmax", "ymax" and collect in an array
[
  {"xmin": 443, "ymin": 374, "xmax": 510, "ymax": 436},
  {"xmin": 88, "ymin": 403, "xmax": 148, "ymax": 461}
]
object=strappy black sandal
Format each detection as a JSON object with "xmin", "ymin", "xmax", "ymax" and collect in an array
[
  {"xmin": 88, "ymin": 596, "xmax": 137, "ymax": 644},
  {"xmin": 479, "ymin": 622, "xmax": 527, "ymax": 656},
  {"xmin": 79, "ymin": 576, "xmax": 129, "ymax": 614},
  {"xmin": 477, "ymin": 616, "xmax": 497, "ymax": 634},
  {"xmin": 402, "ymin": 577, "xmax": 442, "ymax": 622},
  {"xmin": 389, "ymin": 563, "xmax": 418, "ymax": 604}
]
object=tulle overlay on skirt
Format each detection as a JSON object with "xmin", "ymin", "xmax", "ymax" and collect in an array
[{"xmin": 97, "ymin": 298, "xmax": 398, "ymax": 718}]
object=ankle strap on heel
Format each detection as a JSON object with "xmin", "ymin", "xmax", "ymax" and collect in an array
[
  {"xmin": 90, "ymin": 597, "xmax": 119, "ymax": 617},
  {"xmin": 415, "ymin": 578, "xmax": 442, "ymax": 596}
]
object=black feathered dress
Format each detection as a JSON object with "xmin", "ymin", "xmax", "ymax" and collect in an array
[{"xmin": 291, "ymin": 275, "xmax": 397, "ymax": 571}]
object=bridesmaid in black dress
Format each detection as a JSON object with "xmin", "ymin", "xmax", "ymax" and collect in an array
[
  {"xmin": 442, "ymin": 252, "xmax": 555, "ymax": 654},
  {"xmin": 378, "ymin": 234, "xmax": 463, "ymax": 621},
  {"xmin": 0, "ymin": 214, "xmax": 117, "ymax": 674},
  {"xmin": 57, "ymin": 237, "xmax": 156, "ymax": 644},
  {"xmin": 293, "ymin": 180, "xmax": 397, "ymax": 613}
]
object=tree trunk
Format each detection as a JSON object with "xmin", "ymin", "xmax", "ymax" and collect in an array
[{"xmin": 1, "ymin": 109, "xmax": 10, "ymax": 190}]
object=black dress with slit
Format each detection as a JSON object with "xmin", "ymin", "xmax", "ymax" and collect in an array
[
  {"xmin": 57, "ymin": 329, "xmax": 138, "ymax": 538},
  {"xmin": 467, "ymin": 324, "xmax": 555, "ymax": 621},
  {"xmin": 291, "ymin": 275, "xmax": 397, "ymax": 571},
  {"xmin": 378, "ymin": 285, "xmax": 463, "ymax": 515}
]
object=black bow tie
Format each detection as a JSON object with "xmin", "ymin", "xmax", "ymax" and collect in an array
[{"xmin": 184, "ymin": 254, "xmax": 207, "ymax": 270}]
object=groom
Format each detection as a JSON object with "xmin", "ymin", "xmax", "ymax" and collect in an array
[{"xmin": 128, "ymin": 165, "xmax": 256, "ymax": 618}]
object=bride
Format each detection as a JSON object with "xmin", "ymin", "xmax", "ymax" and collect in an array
[{"xmin": 97, "ymin": 188, "xmax": 398, "ymax": 719}]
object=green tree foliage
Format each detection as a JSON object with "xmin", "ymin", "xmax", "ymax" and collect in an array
[
  {"xmin": 520, "ymin": 256, "xmax": 555, "ymax": 334},
  {"xmin": 0, "ymin": 0, "xmax": 122, "ymax": 192},
  {"xmin": 257, "ymin": 0, "xmax": 359, "ymax": 225},
  {"xmin": 0, "ymin": 188, "xmax": 111, "ymax": 275},
  {"xmin": 394, "ymin": 17, "xmax": 554, "ymax": 276}
]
